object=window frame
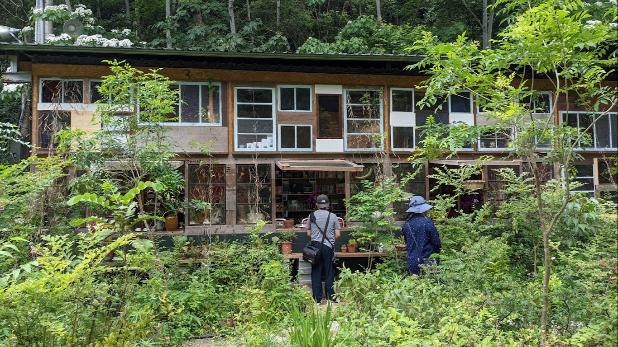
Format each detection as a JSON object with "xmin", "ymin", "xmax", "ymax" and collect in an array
[
  {"xmin": 234, "ymin": 86, "xmax": 277, "ymax": 152},
  {"xmin": 477, "ymin": 127, "xmax": 515, "ymax": 151},
  {"xmin": 343, "ymin": 88, "xmax": 384, "ymax": 152},
  {"xmin": 560, "ymin": 111, "xmax": 617, "ymax": 151},
  {"xmin": 278, "ymin": 124, "xmax": 313, "ymax": 151},
  {"xmin": 38, "ymin": 78, "xmax": 86, "ymax": 110},
  {"xmin": 152, "ymin": 81, "xmax": 222, "ymax": 126},
  {"xmin": 448, "ymin": 92, "xmax": 473, "ymax": 115},
  {"xmin": 568, "ymin": 164, "xmax": 595, "ymax": 197},
  {"xmin": 390, "ymin": 88, "xmax": 415, "ymax": 114},
  {"xmin": 277, "ymin": 85, "xmax": 313, "ymax": 112},
  {"xmin": 390, "ymin": 126, "xmax": 416, "ymax": 151}
]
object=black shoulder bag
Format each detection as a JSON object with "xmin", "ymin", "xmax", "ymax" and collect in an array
[{"xmin": 302, "ymin": 212, "xmax": 331, "ymax": 265}]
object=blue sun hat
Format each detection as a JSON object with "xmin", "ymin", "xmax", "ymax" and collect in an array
[{"xmin": 406, "ymin": 196, "xmax": 433, "ymax": 213}]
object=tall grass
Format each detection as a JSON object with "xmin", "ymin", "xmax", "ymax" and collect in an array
[{"xmin": 289, "ymin": 304, "xmax": 335, "ymax": 347}]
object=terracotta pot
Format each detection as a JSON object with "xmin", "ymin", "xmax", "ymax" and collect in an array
[
  {"xmin": 340, "ymin": 245, "xmax": 347, "ymax": 253},
  {"xmin": 395, "ymin": 244, "xmax": 407, "ymax": 252},
  {"xmin": 347, "ymin": 244, "xmax": 357, "ymax": 253},
  {"xmin": 165, "ymin": 214, "xmax": 178, "ymax": 231},
  {"xmin": 280, "ymin": 241, "xmax": 293, "ymax": 254}
]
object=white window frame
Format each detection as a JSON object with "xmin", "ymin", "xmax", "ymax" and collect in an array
[
  {"xmin": 234, "ymin": 87, "xmax": 276, "ymax": 152},
  {"xmin": 278, "ymin": 124, "xmax": 313, "ymax": 151},
  {"xmin": 343, "ymin": 88, "xmax": 384, "ymax": 152},
  {"xmin": 560, "ymin": 111, "xmax": 617, "ymax": 151},
  {"xmin": 277, "ymin": 85, "xmax": 312, "ymax": 112},
  {"xmin": 38, "ymin": 78, "xmax": 87, "ymax": 111},
  {"xmin": 152, "ymin": 82, "xmax": 222, "ymax": 126},
  {"xmin": 390, "ymin": 125, "xmax": 416, "ymax": 151},
  {"xmin": 449, "ymin": 92, "xmax": 474, "ymax": 125},
  {"xmin": 478, "ymin": 127, "xmax": 515, "ymax": 152},
  {"xmin": 568, "ymin": 164, "xmax": 595, "ymax": 196}
]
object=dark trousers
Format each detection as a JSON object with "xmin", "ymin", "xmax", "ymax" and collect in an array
[{"xmin": 310, "ymin": 243, "xmax": 335, "ymax": 302}]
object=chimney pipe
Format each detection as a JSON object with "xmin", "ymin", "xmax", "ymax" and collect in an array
[{"xmin": 34, "ymin": 0, "xmax": 54, "ymax": 43}]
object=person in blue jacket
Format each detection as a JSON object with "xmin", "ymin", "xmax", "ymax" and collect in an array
[{"xmin": 402, "ymin": 196, "xmax": 442, "ymax": 275}]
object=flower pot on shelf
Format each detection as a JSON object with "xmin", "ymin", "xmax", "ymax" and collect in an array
[
  {"xmin": 280, "ymin": 241, "xmax": 293, "ymax": 254},
  {"xmin": 165, "ymin": 213, "xmax": 178, "ymax": 231},
  {"xmin": 395, "ymin": 244, "xmax": 407, "ymax": 252},
  {"xmin": 347, "ymin": 244, "xmax": 357, "ymax": 253},
  {"xmin": 340, "ymin": 245, "xmax": 347, "ymax": 253}
]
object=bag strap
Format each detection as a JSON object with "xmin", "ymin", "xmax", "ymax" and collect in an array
[{"xmin": 310, "ymin": 211, "xmax": 332, "ymax": 247}]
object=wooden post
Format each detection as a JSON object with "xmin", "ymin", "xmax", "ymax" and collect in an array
[
  {"xmin": 184, "ymin": 161, "xmax": 190, "ymax": 229},
  {"xmin": 226, "ymin": 164, "xmax": 236, "ymax": 226},
  {"xmin": 271, "ymin": 162, "xmax": 276, "ymax": 226},
  {"xmin": 344, "ymin": 171, "xmax": 351, "ymax": 220},
  {"xmin": 593, "ymin": 157, "xmax": 599, "ymax": 198},
  {"xmin": 32, "ymin": 73, "xmax": 39, "ymax": 154}
]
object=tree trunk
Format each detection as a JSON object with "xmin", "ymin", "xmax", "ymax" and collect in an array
[
  {"xmin": 481, "ymin": 0, "xmax": 494, "ymax": 49},
  {"xmin": 166, "ymin": 0, "xmax": 172, "ymax": 48},
  {"xmin": 276, "ymin": 0, "xmax": 280, "ymax": 28},
  {"xmin": 375, "ymin": 0, "xmax": 382, "ymax": 21},
  {"xmin": 125, "ymin": 0, "xmax": 131, "ymax": 23},
  {"xmin": 246, "ymin": 0, "xmax": 251, "ymax": 21},
  {"xmin": 228, "ymin": 0, "xmax": 236, "ymax": 34},
  {"xmin": 482, "ymin": 0, "xmax": 488, "ymax": 48}
]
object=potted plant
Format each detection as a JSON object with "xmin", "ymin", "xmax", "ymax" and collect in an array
[
  {"xmin": 340, "ymin": 245, "xmax": 347, "ymax": 253},
  {"xmin": 163, "ymin": 197, "xmax": 182, "ymax": 232},
  {"xmin": 347, "ymin": 239, "xmax": 358, "ymax": 253},
  {"xmin": 278, "ymin": 230, "xmax": 295, "ymax": 254}
]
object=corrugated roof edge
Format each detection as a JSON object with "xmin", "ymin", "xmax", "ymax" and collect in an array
[{"xmin": 0, "ymin": 43, "xmax": 425, "ymax": 62}]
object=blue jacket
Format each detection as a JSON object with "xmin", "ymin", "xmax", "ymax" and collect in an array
[{"xmin": 402, "ymin": 214, "xmax": 442, "ymax": 274}]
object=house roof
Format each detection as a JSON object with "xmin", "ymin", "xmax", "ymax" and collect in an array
[{"xmin": 0, "ymin": 43, "xmax": 424, "ymax": 75}]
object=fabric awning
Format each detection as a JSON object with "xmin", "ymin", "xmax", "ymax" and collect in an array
[{"xmin": 276, "ymin": 159, "xmax": 364, "ymax": 172}]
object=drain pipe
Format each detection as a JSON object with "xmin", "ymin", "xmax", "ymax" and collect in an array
[{"xmin": 34, "ymin": 0, "xmax": 54, "ymax": 43}]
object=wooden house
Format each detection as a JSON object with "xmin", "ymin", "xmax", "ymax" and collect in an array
[{"xmin": 1, "ymin": 44, "xmax": 616, "ymax": 235}]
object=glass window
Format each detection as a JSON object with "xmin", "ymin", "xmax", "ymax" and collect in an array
[
  {"xmin": 236, "ymin": 164, "xmax": 272, "ymax": 224},
  {"xmin": 278, "ymin": 86, "xmax": 311, "ymax": 112},
  {"xmin": 180, "ymin": 85, "xmax": 200, "ymax": 123},
  {"xmin": 479, "ymin": 128, "xmax": 512, "ymax": 149},
  {"xmin": 450, "ymin": 92, "xmax": 471, "ymax": 113},
  {"xmin": 572, "ymin": 164, "xmax": 595, "ymax": 197},
  {"xmin": 345, "ymin": 89, "xmax": 383, "ymax": 150},
  {"xmin": 188, "ymin": 164, "xmax": 226, "ymax": 225},
  {"xmin": 391, "ymin": 89, "xmax": 414, "ymax": 112},
  {"xmin": 392, "ymin": 126, "xmax": 415, "ymax": 150},
  {"xmin": 89, "ymin": 80, "xmax": 103, "ymax": 103},
  {"xmin": 562, "ymin": 111, "xmax": 617, "ymax": 149},
  {"xmin": 236, "ymin": 88, "xmax": 275, "ymax": 151},
  {"xmin": 317, "ymin": 94, "xmax": 341, "ymax": 138},
  {"xmin": 524, "ymin": 92, "xmax": 552, "ymax": 113},
  {"xmin": 41, "ymin": 79, "xmax": 83, "ymax": 103},
  {"xmin": 279, "ymin": 125, "xmax": 312, "ymax": 150}
]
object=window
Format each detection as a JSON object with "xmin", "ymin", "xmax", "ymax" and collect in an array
[
  {"xmin": 89, "ymin": 80, "xmax": 102, "ymax": 103},
  {"xmin": 561, "ymin": 111, "xmax": 617, "ymax": 150},
  {"xmin": 40, "ymin": 79, "xmax": 84, "ymax": 104},
  {"xmin": 391, "ymin": 89, "xmax": 414, "ymax": 113},
  {"xmin": 344, "ymin": 89, "xmax": 383, "ymax": 150},
  {"xmin": 571, "ymin": 164, "xmax": 595, "ymax": 197},
  {"xmin": 279, "ymin": 124, "xmax": 312, "ymax": 151},
  {"xmin": 479, "ymin": 127, "xmax": 513, "ymax": 149},
  {"xmin": 487, "ymin": 165, "xmax": 520, "ymax": 205},
  {"xmin": 235, "ymin": 88, "xmax": 276, "ymax": 151},
  {"xmin": 188, "ymin": 164, "xmax": 226, "ymax": 225},
  {"xmin": 101, "ymin": 113, "xmax": 129, "ymax": 145},
  {"xmin": 391, "ymin": 126, "xmax": 415, "ymax": 150},
  {"xmin": 449, "ymin": 92, "xmax": 472, "ymax": 113},
  {"xmin": 38, "ymin": 111, "xmax": 71, "ymax": 148},
  {"xmin": 236, "ymin": 164, "xmax": 272, "ymax": 224},
  {"xmin": 523, "ymin": 92, "xmax": 552, "ymax": 114},
  {"xmin": 278, "ymin": 86, "xmax": 311, "ymax": 111},
  {"xmin": 317, "ymin": 95, "xmax": 341, "ymax": 138},
  {"xmin": 161, "ymin": 82, "xmax": 221, "ymax": 125},
  {"xmin": 414, "ymin": 93, "xmax": 449, "ymax": 147}
]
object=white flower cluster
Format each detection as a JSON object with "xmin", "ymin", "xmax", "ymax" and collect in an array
[
  {"xmin": 74, "ymin": 34, "xmax": 133, "ymax": 47},
  {"xmin": 46, "ymin": 33, "xmax": 72, "ymax": 43},
  {"xmin": 609, "ymin": 0, "xmax": 617, "ymax": 5},
  {"xmin": 33, "ymin": 4, "xmax": 69, "ymax": 16},
  {"xmin": 610, "ymin": 23, "xmax": 618, "ymax": 28},
  {"xmin": 584, "ymin": 19, "xmax": 603, "ymax": 29},
  {"xmin": 73, "ymin": 4, "xmax": 93, "ymax": 18},
  {"xmin": 22, "ymin": 26, "xmax": 33, "ymax": 33}
]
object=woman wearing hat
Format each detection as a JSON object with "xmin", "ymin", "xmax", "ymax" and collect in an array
[{"xmin": 402, "ymin": 196, "xmax": 442, "ymax": 275}]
